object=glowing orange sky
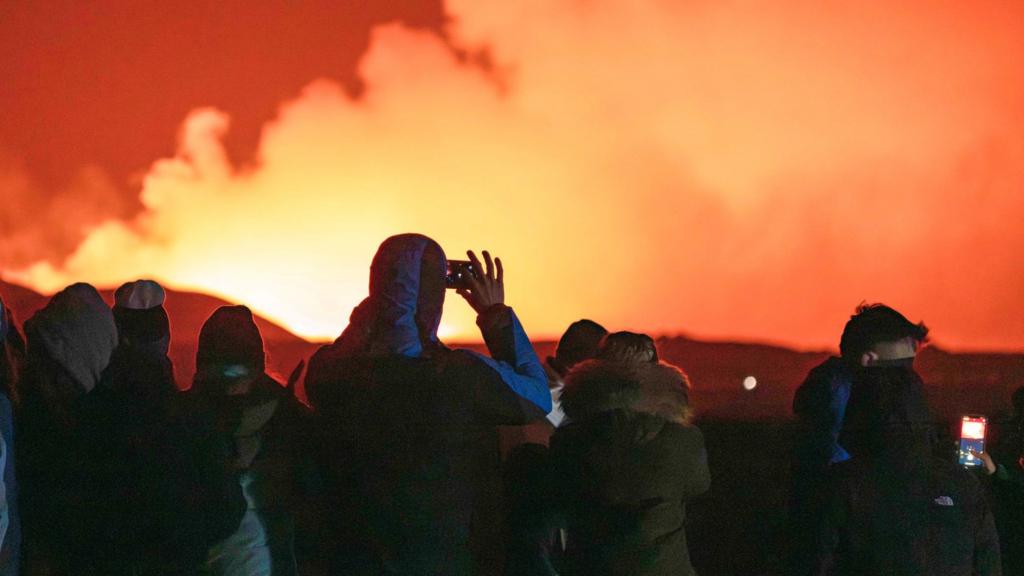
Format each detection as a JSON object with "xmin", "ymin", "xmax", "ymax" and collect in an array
[{"xmin": 2, "ymin": 1, "xmax": 1023, "ymax": 350}]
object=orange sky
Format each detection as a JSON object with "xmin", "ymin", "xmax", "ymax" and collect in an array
[{"xmin": 2, "ymin": 1, "xmax": 1023, "ymax": 350}]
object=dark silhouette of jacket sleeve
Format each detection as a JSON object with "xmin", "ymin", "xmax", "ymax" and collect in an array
[{"xmin": 461, "ymin": 304, "xmax": 551, "ymax": 423}]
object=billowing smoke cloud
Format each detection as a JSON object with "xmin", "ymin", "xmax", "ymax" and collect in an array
[
  {"xmin": 0, "ymin": 153, "xmax": 130, "ymax": 269},
  {"xmin": 5, "ymin": 1, "xmax": 1024, "ymax": 350}
]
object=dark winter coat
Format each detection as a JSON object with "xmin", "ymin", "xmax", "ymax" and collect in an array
[
  {"xmin": 305, "ymin": 234, "xmax": 550, "ymax": 575},
  {"xmin": 812, "ymin": 367, "xmax": 1002, "ymax": 576},
  {"xmin": 16, "ymin": 284, "xmax": 120, "ymax": 574},
  {"xmin": 549, "ymin": 358, "xmax": 710, "ymax": 576},
  {"xmin": 192, "ymin": 306, "xmax": 322, "ymax": 576},
  {"xmin": 86, "ymin": 347, "xmax": 246, "ymax": 575}
]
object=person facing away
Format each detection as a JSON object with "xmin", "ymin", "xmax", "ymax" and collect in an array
[
  {"xmin": 811, "ymin": 366, "xmax": 1002, "ymax": 575},
  {"xmin": 99, "ymin": 280, "xmax": 247, "ymax": 574},
  {"xmin": 549, "ymin": 331, "xmax": 709, "ymax": 576},
  {"xmin": 15, "ymin": 283, "xmax": 120, "ymax": 574},
  {"xmin": 499, "ymin": 318, "xmax": 607, "ymax": 457},
  {"xmin": 304, "ymin": 234, "xmax": 551, "ymax": 575},
  {"xmin": 789, "ymin": 303, "xmax": 929, "ymax": 568},
  {"xmin": 190, "ymin": 305, "xmax": 321, "ymax": 576},
  {"xmin": 502, "ymin": 319, "xmax": 607, "ymax": 576},
  {"xmin": 0, "ymin": 297, "xmax": 22, "ymax": 576}
]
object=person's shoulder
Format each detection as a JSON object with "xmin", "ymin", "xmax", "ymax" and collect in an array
[{"xmin": 803, "ymin": 356, "xmax": 848, "ymax": 384}]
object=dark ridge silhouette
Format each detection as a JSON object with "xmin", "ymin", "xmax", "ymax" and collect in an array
[
  {"xmin": 0, "ymin": 279, "xmax": 316, "ymax": 394},
  {"xmin": 3, "ymin": 279, "xmax": 1022, "ymax": 418}
]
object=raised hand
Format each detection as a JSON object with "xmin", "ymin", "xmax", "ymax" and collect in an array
[{"xmin": 456, "ymin": 250, "xmax": 505, "ymax": 314}]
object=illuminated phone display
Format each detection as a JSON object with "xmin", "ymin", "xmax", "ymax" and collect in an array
[{"xmin": 957, "ymin": 415, "xmax": 987, "ymax": 467}]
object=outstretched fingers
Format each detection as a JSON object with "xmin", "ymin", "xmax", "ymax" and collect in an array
[{"xmin": 482, "ymin": 250, "xmax": 495, "ymax": 280}]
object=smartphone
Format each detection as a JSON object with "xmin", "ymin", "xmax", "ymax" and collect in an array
[
  {"xmin": 957, "ymin": 415, "xmax": 987, "ymax": 467},
  {"xmin": 445, "ymin": 260, "xmax": 478, "ymax": 290}
]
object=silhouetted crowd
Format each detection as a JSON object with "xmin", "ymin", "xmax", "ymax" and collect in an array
[{"xmin": 0, "ymin": 233, "xmax": 1020, "ymax": 575}]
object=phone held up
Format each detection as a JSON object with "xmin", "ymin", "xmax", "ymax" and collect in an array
[
  {"xmin": 446, "ymin": 260, "xmax": 479, "ymax": 290},
  {"xmin": 957, "ymin": 414, "xmax": 987, "ymax": 467}
]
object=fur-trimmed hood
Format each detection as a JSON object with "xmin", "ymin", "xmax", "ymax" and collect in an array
[{"xmin": 561, "ymin": 358, "xmax": 692, "ymax": 425}]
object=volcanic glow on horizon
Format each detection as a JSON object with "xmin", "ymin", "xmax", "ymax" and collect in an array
[{"xmin": 2, "ymin": 1, "xmax": 1024, "ymax": 349}]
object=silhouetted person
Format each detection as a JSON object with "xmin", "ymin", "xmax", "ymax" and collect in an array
[
  {"xmin": 16, "ymin": 283, "xmax": 119, "ymax": 574},
  {"xmin": 973, "ymin": 386, "xmax": 1024, "ymax": 574},
  {"xmin": 550, "ymin": 331, "xmax": 708, "ymax": 576},
  {"xmin": 191, "ymin": 305, "xmax": 320, "ymax": 576},
  {"xmin": 0, "ymin": 298, "xmax": 21, "ymax": 576},
  {"xmin": 95, "ymin": 280, "xmax": 247, "ymax": 574},
  {"xmin": 112, "ymin": 279, "xmax": 176, "ymax": 384},
  {"xmin": 304, "ymin": 234, "xmax": 551, "ymax": 575},
  {"xmin": 503, "ymin": 319, "xmax": 607, "ymax": 576},
  {"xmin": 811, "ymin": 367, "xmax": 1001, "ymax": 575},
  {"xmin": 499, "ymin": 319, "xmax": 607, "ymax": 457},
  {"xmin": 789, "ymin": 303, "xmax": 928, "ymax": 570}
]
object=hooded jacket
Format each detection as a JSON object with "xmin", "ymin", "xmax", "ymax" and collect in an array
[
  {"xmin": 305, "ymin": 234, "xmax": 550, "ymax": 575},
  {"xmin": 23, "ymin": 283, "xmax": 117, "ymax": 396},
  {"xmin": 812, "ymin": 367, "xmax": 1002, "ymax": 576},
  {"xmin": 16, "ymin": 284, "xmax": 121, "ymax": 573},
  {"xmin": 550, "ymin": 358, "xmax": 709, "ymax": 576}
]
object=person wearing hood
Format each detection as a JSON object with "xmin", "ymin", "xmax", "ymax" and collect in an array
[
  {"xmin": 0, "ymin": 297, "xmax": 22, "ymax": 576},
  {"xmin": 15, "ymin": 283, "xmax": 119, "ymax": 573},
  {"xmin": 548, "ymin": 331, "xmax": 709, "ymax": 576},
  {"xmin": 789, "ymin": 303, "xmax": 929, "ymax": 570},
  {"xmin": 191, "ymin": 305, "xmax": 320, "ymax": 576},
  {"xmin": 304, "ymin": 234, "xmax": 551, "ymax": 575},
  {"xmin": 810, "ymin": 366, "xmax": 1001, "ymax": 575}
]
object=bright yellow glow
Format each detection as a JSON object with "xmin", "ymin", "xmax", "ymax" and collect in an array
[{"xmin": 8, "ymin": 2, "xmax": 1024, "ymax": 350}]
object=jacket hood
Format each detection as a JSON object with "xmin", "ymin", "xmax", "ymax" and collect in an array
[
  {"xmin": 332, "ymin": 233, "xmax": 447, "ymax": 357},
  {"xmin": 561, "ymin": 358, "xmax": 692, "ymax": 425},
  {"xmin": 25, "ymin": 283, "xmax": 118, "ymax": 393},
  {"xmin": 839, "ymin": 366, "xmax": 932, "ymax": 461}
]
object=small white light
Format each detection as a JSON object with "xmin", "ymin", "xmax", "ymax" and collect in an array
[{"xmin": 742, "ymin": 376, "xmax": 757, "ymax": 391}]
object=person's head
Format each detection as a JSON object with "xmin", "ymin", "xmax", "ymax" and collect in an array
[
  {"xmin": 839, "ymin": 303, "xmax": 928, "ymax": 367},
  {"xmin": 194, "ymin": 305, "xmax": 265, "ymax": 396},
  {"xmin": 547, "ymin": 319, "xmax": 607, "ymax": 376},
  {"xmin": 333, "ymin": 234, "xmax": 448, "ymax": 358},
  {"xmin": 24, "ymin": 283, "xmax": 119, "ymax": 394},
  {"xmin": 112, "ymin": 279, "xmax": 171, "ymax": 355},
  {"xmin": 598, "ymin": 331, "xmax": 658, "ymax": 365}
]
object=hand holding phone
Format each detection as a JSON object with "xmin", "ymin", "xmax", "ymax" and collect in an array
[
  {"xmin": 453, "ymin": 250, "xmax": 504, "ymax": 314},
  {"xmin": 957, "ymin": 415, "xmax": 987, "ymax": 468}
]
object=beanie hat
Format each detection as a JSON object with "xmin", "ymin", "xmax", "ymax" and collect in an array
[
  {"xmin": 114, "ymin": 279, "xmax": 166, "ymax": 310},
  {"xmin": 196, "ymin": 306, "xmax": 265, "ymax": 375},
  {"xmin": 113, "ymin": 280, "xmax": 170, "ymax": 345}
]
